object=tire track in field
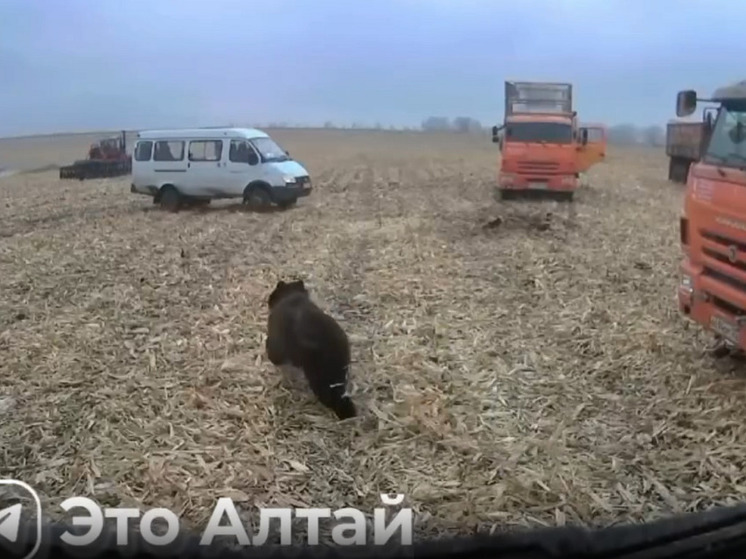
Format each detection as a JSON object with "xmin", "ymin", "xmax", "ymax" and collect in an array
[
  {"xmin": 327, "ymin": 157, "xmax": 376, "ymax": 299},
  {"xmin": 377, "ymin": 157, "xmax": 480, "ymax": 240},
  {"xmin": 300, "ymin": 155, "xmax": 381, "ymax": 411}
]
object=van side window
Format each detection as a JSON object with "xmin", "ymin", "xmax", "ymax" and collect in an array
[
  {"xmin": 229, "ymin": 140, "xmax": 258, "ymax": 165},
  {"xmin": 134, "ymin": 141, "xmax": 153, "ymax": 161},
  {"xmin": 153, "ymin": 140, "xmax": 184, "ymax": 162},
  {"xmin": 189, "ymin": 140, "xmax": 223, "ymax": 162}
]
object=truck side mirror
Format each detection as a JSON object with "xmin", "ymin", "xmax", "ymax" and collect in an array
[
  {"xmin": 580, "ymin": 128, "xmax": 589, "ymax": 145},
  {"xmin": 491, "ymin": 126, "xmax": 499, "ymax": 143},
  {"xmin": 676, "ymin": 90, "xmax": 697, "ymax": 117},
  {"xmin": 703, "ymin": 108, "xmax": 716, "ymax": 132}
]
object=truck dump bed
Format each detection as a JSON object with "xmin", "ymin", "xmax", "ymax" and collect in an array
[
  {"xmin": 666, "ymin": 121, "xmax": 705, "ymax": 161},
  {"xmin": 505, "ymin": 81, "xmax": 573, "ymax": 117}
]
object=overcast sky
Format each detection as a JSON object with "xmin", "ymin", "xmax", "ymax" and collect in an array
[{"xmin": 1, "ymin": 0, "xmax": 744, "ymax": 137}]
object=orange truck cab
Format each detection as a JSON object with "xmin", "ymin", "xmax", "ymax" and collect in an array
[
  {"xmin": 491, "ymin": 81, "xmax": 589, "ymax": 202},
  {"xmin": 676, "ymin": 80, "xmax": 746, "ymax": 353}
]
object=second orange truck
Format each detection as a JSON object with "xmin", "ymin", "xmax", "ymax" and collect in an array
[{"xmin": 491, "ymin": 81, "xmax": 605, "ymax": 201}]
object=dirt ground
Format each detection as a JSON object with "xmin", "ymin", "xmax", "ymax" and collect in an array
[{"xmin": 1, "ymin": 129, "xmax": 745, "ymax": 542}]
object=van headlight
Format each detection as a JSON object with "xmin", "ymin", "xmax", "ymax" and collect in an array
[{"xmin": 283, "ymin": 176, "xmax": 297, "ymax": 184}]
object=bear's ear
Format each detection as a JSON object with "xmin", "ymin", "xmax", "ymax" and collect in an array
[
  {"xmin": 290, "ymin": 279, "xmax": 305, "ymax": 290},
  {"xmin": 276, "ymin": 280, "xmax": 286, "ymax": 289}
]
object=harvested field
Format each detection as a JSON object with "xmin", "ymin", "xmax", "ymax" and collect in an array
[{"xmin": 1, "ymin": 129, "xmax": 745, "ymax": 542}]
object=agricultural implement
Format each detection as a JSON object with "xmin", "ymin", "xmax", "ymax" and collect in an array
[{"xmin": 59, "ymin": 130, "xmax": 132, "ymax": 180}]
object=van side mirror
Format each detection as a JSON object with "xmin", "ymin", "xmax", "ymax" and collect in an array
[
  {"xmin": 248, "ymin": 150, "xmax": 259, "ymax": 166},
  {"xmin": 491, "ymin": 126, "xmax": 499, "ymax": 143},
  {"xmin": 676, "ymin": 90, "xmax": 697, "ymax": 117}
]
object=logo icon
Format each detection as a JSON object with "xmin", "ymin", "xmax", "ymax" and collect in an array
[
  {"xmin": 729, "ymin": 245, "xmax": 738, "ymax": 263},
  {"xmin": 0, "ymin": 480, "xmax": 42, "ymax": 559},
  {"xmin": 0, "ymin": 504, "xmax": 22, "ymax": 542}
]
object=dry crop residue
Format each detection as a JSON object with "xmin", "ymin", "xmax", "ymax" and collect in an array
[{"xmin": 1, "ymin": 130, "xmax": 745, "ymax": 542}]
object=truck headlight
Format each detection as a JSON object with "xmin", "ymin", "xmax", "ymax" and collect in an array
[
  {"xmin": 680, "ymin": 274, "xmax": 693, "ymax": 292},
  {"xmin": 283, "ymin": 176, "xmax": 297, "ymax": 184},
  {"xmin": 499, "ymin": 173, "xmax": 515, "ymax": 185}
]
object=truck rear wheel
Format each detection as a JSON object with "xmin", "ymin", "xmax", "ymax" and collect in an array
[
  {"xmin": 668, "ymin": 157, "xmax": 690, "ymax": 184},
  {"xmin": 681, "ymin": 160, "xmax": 691, "ymax": 183},
  {"xmin": 668, "ymin": 158, "xmax": 679, "ymax": 182}
]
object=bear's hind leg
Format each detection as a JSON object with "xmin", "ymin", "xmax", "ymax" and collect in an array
[
  {"xmin": 307, "ymin": 368, "xmax": 357, "ymax": 420},
  {"xmin": 266, "ymin": 335, "xmax": 287, "ymax": 366}
]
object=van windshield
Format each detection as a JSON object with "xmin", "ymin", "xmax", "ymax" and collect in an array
[
  {"xmin": 505, "ymin": 122, "xmax": 573, "ymax": 144},
  {"xmin": 250, "ymin": 137, "xmax": 290, "ymax": 162},
  {"xmin": 703, "ymin": 107, "xmax": 746, "ymax": 168}
]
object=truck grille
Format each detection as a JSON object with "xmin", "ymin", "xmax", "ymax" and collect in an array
[
  {"xmin": 700, "ymin": 228, "xmax": 746, "ymax": 314},
  {"xmin": 516, "ymin": 161, "xmax": 560, "ymax": 174}
]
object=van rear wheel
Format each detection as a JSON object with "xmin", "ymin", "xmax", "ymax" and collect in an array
[{"xmin": 160, "ymin": 186, "xmax": 182, "ymax": 213}]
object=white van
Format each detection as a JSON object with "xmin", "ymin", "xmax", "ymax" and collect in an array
[{"xmin": 130, "ymin": 128, "xmax": 312, "ymax": 211}]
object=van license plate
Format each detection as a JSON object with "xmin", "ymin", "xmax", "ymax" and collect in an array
[
  {"xmin": 528, "ymin": 182, "xmax": 548, "ymax": 189},
  {"xmin": 711, "ymin": 314, "xmax": 740, "ymax": 345}
]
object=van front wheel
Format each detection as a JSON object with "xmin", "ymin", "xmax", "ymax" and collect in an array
[{"xmin": 244, "ymin": 185, "xmax": 273, "ymax": 210}]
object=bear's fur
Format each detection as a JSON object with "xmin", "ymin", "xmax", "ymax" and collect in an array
[{"xmin": 266, "ymin": 279, "xmax": 357, "ymax": 420}]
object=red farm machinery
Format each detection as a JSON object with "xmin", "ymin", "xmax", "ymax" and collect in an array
[{"xmin": 59, "ymin": 130, "xmax": 132, "ymax": 180}]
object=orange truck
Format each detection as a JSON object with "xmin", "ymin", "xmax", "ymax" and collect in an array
[
  {"xmin": 491, "ymin": 81, "xmax": 589, "ymax": 202},
  {"xmin": 665, "ymin": 120, "xmax": 708, "ymax": 183},
  {"xmin": 676, "ymin": 80, "xmax": 746, "ymax": 355}
]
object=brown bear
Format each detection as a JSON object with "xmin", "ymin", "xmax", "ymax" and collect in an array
[{"xmin": 266, "ymin": 279, "xmax": 357, "ymax": 420}]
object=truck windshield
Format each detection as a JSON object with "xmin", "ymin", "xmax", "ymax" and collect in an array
[
  {"xmin": 505, "ymin": 122, "xmax": 573, "ymax": 144},
  {"xmin": 704, "ymin": 107, "xmax": 746, "ymax": 168},
  {"xmin": 250, "ymin": 137, "xmax": 290, "ymax": 162}
]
